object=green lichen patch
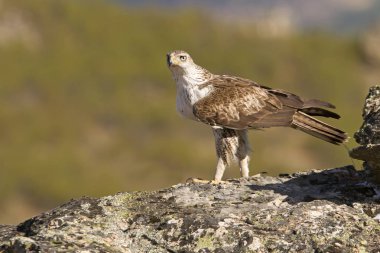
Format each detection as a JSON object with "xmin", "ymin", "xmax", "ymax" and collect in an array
[{"xmin": 194, "ymin": 235, "xmax": 215, "ymax": 251}]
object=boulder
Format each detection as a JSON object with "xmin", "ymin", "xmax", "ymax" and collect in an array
[
  {"xmin": 350, "ymin": 85, "xmax": 380, "ymax": 183},
  {"xmin": 1, "ymin": 166, "xmax": 379, "ymax": 252}
]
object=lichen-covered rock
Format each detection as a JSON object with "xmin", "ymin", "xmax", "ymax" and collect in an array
[
  {"xmin": 353, "ymin": 85, "xmax": 380, "ymax": 145},
  {"xmin": 1, "ymin": 166, "xmax": 380, "ymax": 252},
  {"xmin": 350, "ymin": 85, "xmax": 380, "ymax": 183}
]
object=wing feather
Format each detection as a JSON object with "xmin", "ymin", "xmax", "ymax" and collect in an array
[
  {"xmin": 193, "ymin": 75, "xmax": 340, "ymax": 130},
  {"xmin": 194, "ymin": 76, "xmax": 286, "ymax": 129}
]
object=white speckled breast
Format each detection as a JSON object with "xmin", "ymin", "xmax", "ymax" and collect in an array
[
  {"xmin": 176, "ymin": 84, "xmax": 195, "ymax": 120},
  {"xmin": 176, "ymin": 77, "xmax": 213, "ymax": 121}
]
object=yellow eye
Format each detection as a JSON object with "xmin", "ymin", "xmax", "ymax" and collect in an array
[{"xmin": 179, "ymin": 55, "xmax": 187, "ymax": 61}]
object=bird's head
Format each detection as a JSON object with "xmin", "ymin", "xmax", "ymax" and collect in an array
[
  {"xmin": 167, "ymin": 50, "xmax": 195, "ymax": 73},
  {"xmin": 167, "ymin": 50, "xmax": 212, "ymax": 84}
]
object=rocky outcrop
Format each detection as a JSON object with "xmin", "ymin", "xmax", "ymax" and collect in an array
[
  {"xmin": 350, "ymin": 85, "xmax": 380, "ymax": 183},
  {"xmin": 2, "ymin": 86, "xmax": 380, "ymax": 252},
  {"xmin": 1, "ymin": 166, "xmax": 380, "ymax": 252}
]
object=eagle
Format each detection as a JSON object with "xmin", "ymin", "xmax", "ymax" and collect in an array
[{"xmin": 167, "ymin": 50, "xmax": 347, "ymax": 182}]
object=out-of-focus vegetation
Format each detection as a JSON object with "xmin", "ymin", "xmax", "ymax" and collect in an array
[{"xmin": 0, "ymin": 0, "xmax": 377, "ymax": 224}]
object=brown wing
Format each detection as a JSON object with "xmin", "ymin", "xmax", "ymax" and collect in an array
[{"xmin": 193, "ymin": 75, "xmax": 339, "ymax": 130}]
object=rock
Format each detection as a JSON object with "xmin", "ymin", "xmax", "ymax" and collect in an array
[
  {"xmin": 1, "ymin": 166, "xmax": 380, "ymax": 252},
  {"xmin": 350, "ymin": 85, "xmax": 380, "ymax": 183},
  {"xmin": 353, "ymin": 85, "xmax": 380, "ymax": 145}
]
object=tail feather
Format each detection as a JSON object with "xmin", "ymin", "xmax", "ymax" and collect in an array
[
  {"xmin": 291, "ymin": 111, "xmax": 348, "ymax": 145},
  {"xmin": 300, "ymin": 107, "xmax": 340, "ymax": 119},
  {"xmin": 304, "ymin": 99, "xmax": 336, "ymax": 109}
]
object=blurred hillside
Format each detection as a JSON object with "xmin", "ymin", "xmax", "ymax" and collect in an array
[
  {"xmin": 0, "ymin": 0, "xmax": 378, "ymax": 224},
  {"xmin": 118, "ymin": 0, "xmax": 380, "ymax": 33}
]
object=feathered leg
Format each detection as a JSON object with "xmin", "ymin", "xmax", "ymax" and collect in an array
[
  {"xmin": 212, "ymin": 128, "xmax": 251, "ymax": 181},
  {"xmin": 214, "ymin": 156, "xmax": 227, "ymax": 182},
  {"xmin": 236, "ymin": 130, "xmax": 250, "ymax": 178},
  {"xmin": 212, "ymin": 128, "xmax": 231, "ymax": 181}
]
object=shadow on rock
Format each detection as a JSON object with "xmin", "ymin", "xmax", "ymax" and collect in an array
[{"xmin": 247, "ymin": 166, "xmax": 380, "ymax": 208}]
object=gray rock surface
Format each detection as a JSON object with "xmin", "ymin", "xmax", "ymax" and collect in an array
[
  {"xmin": 1, "ymin": 166, "xmax": 380, "ymax": 252},
  {"xmin": 353, "ymin": 85, "xmax": 380, "ymax": 145},
  {"xmin": 350, "ymin": 85, "xmax": 380, "ymax": 183}
]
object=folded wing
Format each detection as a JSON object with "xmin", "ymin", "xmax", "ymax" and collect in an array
[{"xmin": 193, "ymin": 75, "xmax": 347, "ymax": 144}]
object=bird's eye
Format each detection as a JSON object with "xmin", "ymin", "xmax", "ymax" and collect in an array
[{"xmin": 179, "ymin": 55, "xmax": 187, "ymax": 61}]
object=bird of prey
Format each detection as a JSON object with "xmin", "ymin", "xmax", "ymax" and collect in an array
[{"xmin": 167, "ymin": 50, "xmax": 347, "ymax": 182}]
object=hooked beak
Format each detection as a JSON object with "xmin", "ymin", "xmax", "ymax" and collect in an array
[{"xmin": 166, "ymin": 53, "xmax": 172, "ymax": 67}]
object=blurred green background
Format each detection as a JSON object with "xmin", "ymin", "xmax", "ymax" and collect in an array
[{"xmin": 1, "ymin": 0, "xmax": 380, "ymax": 224}]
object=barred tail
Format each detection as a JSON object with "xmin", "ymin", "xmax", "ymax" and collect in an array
[{"xmin": 291, "ymin": 111, "xmax": 348, "ymax": 145}]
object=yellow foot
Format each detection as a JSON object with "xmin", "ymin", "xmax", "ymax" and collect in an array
[{"xmin": 186, "ymin": 178, "xmax": 226, "ymax": 184}]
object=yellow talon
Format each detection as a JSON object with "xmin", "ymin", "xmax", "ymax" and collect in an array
[{"xmin": 186, "ymin": 178, "xmax": 226, "ymax": 184}]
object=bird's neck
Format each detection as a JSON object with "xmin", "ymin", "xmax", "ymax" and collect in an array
[
  {"xmin": 174, "ymin": 64, "xmax": 214, "ymax": 115},
  {"xmin": 174, "ymin": 64, "xmax": 213, "ymax": 88}
]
